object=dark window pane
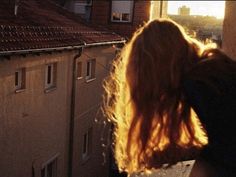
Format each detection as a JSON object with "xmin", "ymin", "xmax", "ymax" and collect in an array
[
  {"xmin": 86, "ymin": 61, "xmax": 91, "ymax": 77},
  {"xmin": 41, "ymin": 168, "xmax": 45, "ymax": 177},
  {"xmin": 122, "ymin": 13, "xmax": 130, "ymax": 21},
  {"xmin": 47, "ymin": 65, "xmax": 52, "ymax": 84},
  {"xmin": 15, "ymin": 71, "xmax": 19, "ymax": 86},
  {"xmin": 77, "ymin": 62, "xmax": 82, "ymax": 78},
  {"xmin": 47, "ymin": 162, "xmax": 53, "ymax": 177},
  {"xmin": 83, "ymin": 133, "xmax": 87, "ymax": 154}
]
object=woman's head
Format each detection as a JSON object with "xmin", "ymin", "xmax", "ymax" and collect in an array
[
  {"xmin": 104, "ymin": 19, "xmax": 209, "ymax": 174},
  {"xmin": 126, "ymin": 19, "xmax": 202, "ymax": 111}
]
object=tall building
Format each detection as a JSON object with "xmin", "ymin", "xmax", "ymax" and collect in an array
[
  {"xmin": 178, "ymin": 5, "xmax": 190, "ymax": 16},
  {"xmin": 0, "ymin": 1, "xmax": 124, "ymax": 177}
]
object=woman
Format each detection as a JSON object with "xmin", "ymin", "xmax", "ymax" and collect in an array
[{"xmin": 103, "ymin": 19, "xmax": 236, "ymax": 177}]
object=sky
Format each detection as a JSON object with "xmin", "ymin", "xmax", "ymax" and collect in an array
[{"xmin": 167, "ymin": 1, "xmax": 225, "ymax": 19}]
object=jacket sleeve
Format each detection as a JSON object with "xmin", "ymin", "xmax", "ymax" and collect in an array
[{"xmin": 182, "ymin": 79, "xmax": 220, "ymax": 126}]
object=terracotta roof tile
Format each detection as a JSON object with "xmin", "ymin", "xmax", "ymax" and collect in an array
[{"xmin": 0, "ymin": 0, "xmax": 124, "ymax": 54}]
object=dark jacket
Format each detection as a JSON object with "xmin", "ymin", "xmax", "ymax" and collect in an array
[{"xmin": 183, "ymin": 54, "xmax": 236, "ymax": 175}]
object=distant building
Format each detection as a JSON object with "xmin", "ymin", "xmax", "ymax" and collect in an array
[{"xmin": 178, "ymin": 5, "xmax": 190, "ymax": 16}]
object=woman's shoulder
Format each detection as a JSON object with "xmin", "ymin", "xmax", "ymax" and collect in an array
[
  {"xmin": 186, "ymin": 51, "xmax": 236, "ymax": 82},
  {"xmin": 183, "ymin": 51, "xmax": 236, "ymax": 98}
]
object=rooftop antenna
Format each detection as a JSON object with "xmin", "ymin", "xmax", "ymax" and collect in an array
[{"xmin": 14, "ymin": 0, "xmax": 20, "ymax": 16}]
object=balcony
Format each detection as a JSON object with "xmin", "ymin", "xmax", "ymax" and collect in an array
[{"xmin": 130, "ymin": 160, "xmax": 194, "ymax": 177}]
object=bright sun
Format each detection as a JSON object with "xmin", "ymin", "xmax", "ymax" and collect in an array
[{"xmin": 168, "ymin": 1, "xmax": 225, "ymax": 19}]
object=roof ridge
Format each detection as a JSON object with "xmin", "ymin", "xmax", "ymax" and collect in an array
[{"xmin": 0, "ymin": 0, "xmax": 124, "ymax": 55}]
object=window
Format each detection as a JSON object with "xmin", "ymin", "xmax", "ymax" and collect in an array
[
  {"xmin": 45, "ymin": 63, "xmax": 57, "ymax": 89},
  {"xmin": 82, "ymin": 128, "xmax": 92, "ymax": 160},
  {"xmin": 41, "ymin": 156, "xmax": 57, "ymax": 177},
  {"xmin": 15, "ymin": 68, "xmax": 25, "ymax": 91},
  {"xmin": 77, "ymin": 61, "xmax": 83, "ymax": 79},
  {"xmin": 166, "ymin": 1, "xmax": 225, "ymax": 47},
  {"xmin": 86, "ymin": 59, "xmax": 96, "ymax": 81},
  {"xmin": 111, "ymin": 1, "xmax": 134, "ymax": 22},
  {"xmin": 73, "ymin": 0, "xmax": 92, "ymax": 14}
]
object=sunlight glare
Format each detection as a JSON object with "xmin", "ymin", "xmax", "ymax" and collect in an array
[{"xmin": 168, "ymin": 1, "xmax": 225, "ymax": 19}]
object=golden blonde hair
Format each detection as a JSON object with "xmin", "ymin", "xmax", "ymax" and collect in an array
[{"xmin": 103, "ymin": 19, "xmax": 213, "ymax": 174}]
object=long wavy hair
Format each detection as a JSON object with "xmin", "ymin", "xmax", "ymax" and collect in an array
[{"xmin": 103, "ymin": 19, "xmax": 213, "ymax": 174}]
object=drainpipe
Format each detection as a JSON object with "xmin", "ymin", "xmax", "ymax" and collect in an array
[
  {"xmin": 68, "ymin": 47, "xmax": 83, "ymax": 177},
  {"xmin": 67, "ymin": 41, "xmax": 125, "ymax": 177}
]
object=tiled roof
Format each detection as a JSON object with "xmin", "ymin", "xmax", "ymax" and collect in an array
[{"xmin": 0, "ymin": 0, "xmax": 124, "ymax": 55}]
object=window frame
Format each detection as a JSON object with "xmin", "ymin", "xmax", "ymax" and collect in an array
[
  {"xmin": 45, "ymin": 63, "xmax": 57, "ymax": 91},
  {"xmin": 15, "ymin": 68, "xmax": 26, "ymax": 92},
  {"xmin": 110, "ymin": 0, "xmax": 134, "ymax": 23},
  {"xmin": 82, "ymin": 128, "xmax": 92, "ymax": 160},
  {"xmin": 77, "ymin": 61, "xmax": 83, "ymax": 80},
  {"xmin": 41, "ymin": 154, "xmax": 58, "ymax": 177},
  {"xmin": 85, "ymin": 59, "xmax": 96, "ymax": 82}
]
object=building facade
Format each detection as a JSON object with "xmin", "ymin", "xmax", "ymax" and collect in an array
[
  {"xmin": 90, "ymin": 0, "xmax": 151, "ymax": 38},
  {"xmin": 71, "ymin": 46, "xmax": 116, "ymax": 177},
  {"xmin": 0, "ymin": 1, "xmax": 124, "ymax": 177},
  {"xmin": 0, "ymin": 44, "xmax": 119, "ymax": 177},
  {"xmin": 58, "ymin": 0, "xmax": 168, "ymax": 38},
  {"xmin": 0, "ymin": 51, "xmax": 74, "ymax": 177},
  {"xmin": 223, "ymin": 1, "xmax": 236, "ymax": 60}
]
